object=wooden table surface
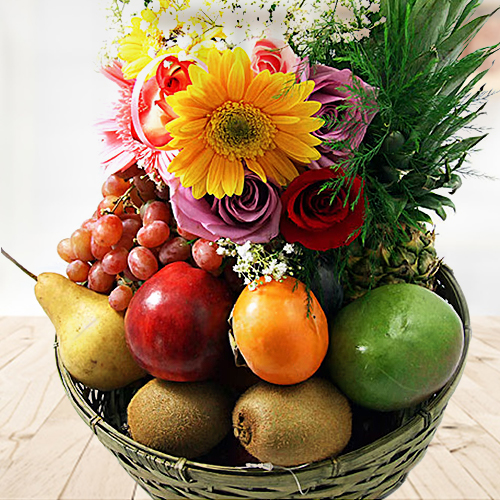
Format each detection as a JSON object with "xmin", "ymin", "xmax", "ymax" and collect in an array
[{"xmin": 1, "ymin": 316, "xmax": 499, "ymax": 500}]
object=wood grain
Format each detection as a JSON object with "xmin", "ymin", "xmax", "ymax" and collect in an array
[{"xmin": 0, "ymin": 316, "xmax": 499, "ymax": 500}]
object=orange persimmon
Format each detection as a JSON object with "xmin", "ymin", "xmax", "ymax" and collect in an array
[{"xmin": 231, "ymin": 277, "xmax": 329, "ymax": 385}]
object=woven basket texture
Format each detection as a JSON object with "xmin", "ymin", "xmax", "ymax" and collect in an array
[{"xmin": 56, "ymin": 265, "xmax": 470, "ymax": 500}]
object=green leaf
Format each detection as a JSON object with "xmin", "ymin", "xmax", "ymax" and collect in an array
[
  {"xmin": 381, "ymin": 0, "xmax": 409, "ymax": 27},
  {"xmin": 409, "ymin": 0, "xmax": 450, "ymax": 51},
  {"xmin": 440, "ymin": 45, "xmax": 500, "ymax": 97},
  {"xmin": 437, "ymin": 9, "xmax": 500, "ymax": 67},
  {"xmin": 435, "ymin": 205, "xmax": 448, "ymax": 220},
  {"xmin": 437, "ymin": 134, "xmax": 487, "ymax": 163},
  {"xmin": 423, "ymin": 98, "xmax": 487, "ymax": 151},
  {"xmin": 412, "ymin": 209, "xmax": 434, "ymax": 224},
  {"xmin": 388, "ymin": 195, "xmax": 409, "ymax": 220},
  {"xmin": 452, "ymin": 0, "xmax": 482, "ymax": 32},
  {"xmin": 442, "ymin": 173, "xmax": 463, "ymax": 193},
  {"xmin": 401, "ymin": 172, "xmax": 430, "ymax": 190},
  {"xmin": 462, "ymin": 66, "xmax": 495, "ymax": 93},
  {"xmin": 416, "ymin": 192, "xmax": 456, "ymax": 211}
]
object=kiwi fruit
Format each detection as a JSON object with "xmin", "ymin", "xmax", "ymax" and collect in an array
[
  {"xmin": 127, "ymin": 378, "xmax": 232, "ymax": 458},
  {"xmin": 233, "ymin": 377, "xmax": 352, "ymax": 466}
]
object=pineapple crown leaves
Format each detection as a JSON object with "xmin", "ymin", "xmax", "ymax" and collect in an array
[{"xmin": 290, "ymin": 0, "xmax": 499, "ymax": 251}]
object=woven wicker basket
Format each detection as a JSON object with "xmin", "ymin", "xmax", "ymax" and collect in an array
[{"xmin": 55, "ymin": 264, "xmax": 470, "ymax": 500}]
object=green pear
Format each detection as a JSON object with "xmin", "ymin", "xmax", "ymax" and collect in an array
[{"xmin": 35, "ymin": 272, "xmax": 146, "ymax": 391}]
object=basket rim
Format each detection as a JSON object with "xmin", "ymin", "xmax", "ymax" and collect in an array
[{"xmin": 55, "ymin": 263, "xmax": 471, "ymax": 477}]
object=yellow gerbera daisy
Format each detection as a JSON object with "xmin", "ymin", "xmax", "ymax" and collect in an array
[
  {"xmin": 119, "ymin": 13, "xmax": 167, "ymax": 79},
  {"xmin": 165, "ymin": 47, "xmax": 322, "ymax": 199}
]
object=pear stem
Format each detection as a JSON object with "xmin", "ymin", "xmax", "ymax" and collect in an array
[{"xmin": 1, "ymin": 248, "xmax": 38, "ymax": 281}]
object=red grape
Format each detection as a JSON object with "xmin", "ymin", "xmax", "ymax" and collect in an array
[
  {"xmin": 116, "ymin": 163, "xmax": 142, "ymax": 180},
  {"xmin": 113, "ymin": 217, "xmax": 142, "ymax": 250},
  {"xmin": 113, "ymin": 235, "xmax": 135, "ymax": 252},
  {"xmin": 91, "ymin": 237, "xmax": 112, "ymax": 260},
  {"xmin": 129, "ymin": 187, "xmax": 146, "ymax": 209},
  {"xmin": 141, "ymin": 200, "xmax": 171, "ymax": 225},
  {"xmin": 136, "ymin": 220, "xmax": 170, "ymax": 248},
  {"xmin": 120, "ymin": 212, "xmax": 142, "ymax": 223},
  {"xmin": 158, "ymin": 236, "xmax": 191, "ymax": 265},
  {"xmin": 81, "ymin": 217, "xmax": 97, "ymax": 232},
  {"xmin": 128, "ymin": 246, "xmax": 158, "ymax": 280},
  {"xmin": 71, "ymin": 228, "xmax": 94, "ymax": 262},
  {"xmin": 177, "ymin": 226, "xmax": 199, "ymax": 240},
  {"xmin": 192, "ymin": 239, "xmax": 223, "ymax": 272},
  {"xmin": 66, "ymin": 260, "xmax": 91, "ymax": 282},
  {"xmin": 102, "ymin": 174, "xmax": 130, "ymax": 197},
  {"xmin": 87, "ymin": 261, "xmax": 116, "ymax": 293},
  {"xmin": 93, "ymin": 214, "xmax": 123, "ymax": 246},
  {"xmin": 155, "ymin": 185, "xmax": 170, "ymax": 200},
  {"xmin": 101, "ymin": 247, "xmax": 129, "ymax": 275},
  {"xmin": 133, "ymin": 175, "xmax": 156, "ymax": 202},
  {"xmin": 108, "ymin": 285, "xmax": 134, "ymax": 311},
  {"xmin": 122, "ymin": 266, "xmax": 138, "ymax": 282},
  {"xmin": 97, "ymin": 195, "xmax": 124, "ymax": 216},
  {"xmin": 57, "ymin": 238, "xmax": 77, "ymax": 263}
]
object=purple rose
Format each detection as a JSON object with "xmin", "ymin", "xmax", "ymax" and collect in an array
[
  {"xmin": 308, "ymin": 151, "xmax": 339, "ymax": 170},
  {"xmin": 309, "ymin": 64, "xmax": 378, "ymax": 160},
  {"xmin": 169, "ymin": 172, "xmax": 282, "ymax": 244}
]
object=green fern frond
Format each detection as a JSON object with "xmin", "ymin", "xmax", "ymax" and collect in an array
[{"xmin": 290, "ymin": 0, "xmax": 499, "ymax": 249}]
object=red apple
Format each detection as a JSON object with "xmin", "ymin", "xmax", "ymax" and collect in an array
[{"xmin": 124, "ymin": 261, "xmax": 234, "ymax": 381}]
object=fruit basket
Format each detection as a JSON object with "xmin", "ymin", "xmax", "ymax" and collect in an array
[
  {"xmin": 56, "ymin": 265, "xmax": 470, "ymax": 500},
  {"xmin": 3, "ymin": 1, "xmax": 496, "ymax": 499}
]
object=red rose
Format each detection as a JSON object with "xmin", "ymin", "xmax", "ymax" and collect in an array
[
  {"xmin": 155, "ymin": 57, "xmax": 193, "ymax": 117},
  {"xmin": 280, "ymin": 169, "xmax": 365, "ymax": 251},
  {"xmin": 156, "ymin": 56, "xmax": 193, "ymax": 96}
]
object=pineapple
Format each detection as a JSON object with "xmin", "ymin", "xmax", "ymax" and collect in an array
[
  {"xmin": 297, "ymin": 0, "xmax": 497, "ymax": 304},
  {"xmin": 342, "ymin": 225, "xmax": 441, "ymax": 303}
]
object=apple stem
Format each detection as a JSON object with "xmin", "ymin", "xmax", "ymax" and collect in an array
[{"xmin": 1, "ymin": 248, "xmax": 38, "ymax": 281}]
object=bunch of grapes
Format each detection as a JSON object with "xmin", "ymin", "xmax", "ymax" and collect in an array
[{"xmin": 57, "ymin": 168, "xmax": 236, "ymax": 312}]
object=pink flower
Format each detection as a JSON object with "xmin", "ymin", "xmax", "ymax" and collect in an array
[
  {"xmin": 96, "ymin": 60, "xmax": 177, "ymax": 182},
  {"xmin": 250, "ymin": 38, "xmax": 301, "ymax": 75},
  {"xmin": 309, "ymin": 65, "xmax": 378, "ymax": 160},
  {"xmin": 169, "ymin": 172, "xmax": 282, "ymax": 244},
  {"xmin": 100, "ymin": 60, "xmax": 131, "ymax": 88},
  {"xmin": 308, "ymin": 151, "xmax": 343, "ymax": 170}
]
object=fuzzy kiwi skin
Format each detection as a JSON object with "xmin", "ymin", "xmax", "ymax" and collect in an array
[
  {"xmin": 127, "ymin": 378, "xmax": 232, "ymax": 459},
  {"xmin": 233, "ymin": 377, "xmax": 352, "ymax": 466}
]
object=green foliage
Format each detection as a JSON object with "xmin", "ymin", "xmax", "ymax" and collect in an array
[{"xmin": 290, "ymin": 0, "xmax": 499, "ymax": 250}]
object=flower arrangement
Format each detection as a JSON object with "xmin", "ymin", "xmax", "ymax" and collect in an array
[
  {"xmin": 22, "ymin": 0, "xmax": 496, "ymax": 486},
  {"xmin": 88, "ymin": 0, "xmax": 498, "ymax": 298}
]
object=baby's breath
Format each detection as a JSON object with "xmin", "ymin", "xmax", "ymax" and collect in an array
[
  {"xmin": 216, "ymin": 238, "xmax": 304, "ymax": 288},
  {"xmin": 103, "ymin": 0, "xmax": 332, "ymax": 58}
]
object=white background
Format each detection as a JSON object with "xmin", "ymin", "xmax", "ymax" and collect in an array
[{"xmin": 1, "ymin": 0, "xmax": 499, "ymax": 316}]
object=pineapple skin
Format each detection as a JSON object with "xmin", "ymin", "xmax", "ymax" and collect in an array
[{"xmin": 342, "ymin": 225, "xmax": 441, "ymax": 303}]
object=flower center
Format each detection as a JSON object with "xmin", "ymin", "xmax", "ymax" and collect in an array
[{"xmin": 205, "ymin": 101, "xmax": 276, "ymax": 161}]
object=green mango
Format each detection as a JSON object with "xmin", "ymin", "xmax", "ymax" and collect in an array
[{"xmin": 325, "ymin": 283, "xmax": 464, "ymax": 411}]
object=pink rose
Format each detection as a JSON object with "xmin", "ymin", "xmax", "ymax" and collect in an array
[
  {"xmin": 250, "ymin": 38, "xmax": 301, "ymax": 75},
  {"xmin": 169, "ymin": 172, "xmax": 282, "ymax": 244},
  {"xmin": 309, "ymin": 65, "xmax": 378, "ymax": 159}
]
